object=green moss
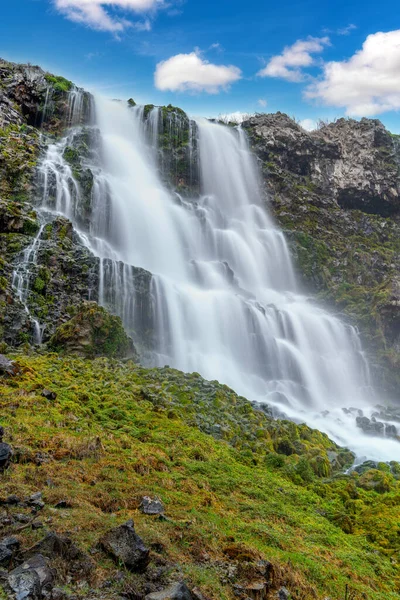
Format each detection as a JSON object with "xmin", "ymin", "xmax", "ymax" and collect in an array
[
  {"xmin": 0, "ymin": 354, "xmax": 399, "ymax": 600},
  {"xmin": 49, "ymin": 302, "xmax": 134, "ymax": 359},
  {"xmin": 45, "ymin": 73, "xmax": 73, "ymax": 93},
  {"xmin": 0, "ymin": 276, "xmax": 8, "ymax": 293},
  {"xmin": 63, "ymin": 146, "xmax": 80, "ymax": 166},
  {"xmin": 143, "ymin": 104, "xmax": 155, "ymax": 118},
  {"xmin": 0, "ymin": 124, "xmax": 40, "ymax": 200}
]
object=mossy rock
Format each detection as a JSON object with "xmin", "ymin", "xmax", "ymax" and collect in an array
[
  {"xmin": 49, "ymin": 301, "xmax": 136, "ymax": 359},
  {"xmin": 357, "ymin": 469, "xmax": 393, "ymax": 493}
]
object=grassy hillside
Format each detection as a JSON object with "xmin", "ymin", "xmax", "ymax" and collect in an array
[{"xmin": 0, "ymin": 354, "xmax": 399, "ymax": 599}]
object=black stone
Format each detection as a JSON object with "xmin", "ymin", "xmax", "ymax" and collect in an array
[{"xmin": 100, "ymin": 520, "xmax": 150, "ymax": 572}]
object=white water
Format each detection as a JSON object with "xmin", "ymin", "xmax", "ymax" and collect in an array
[
  {"xmin": 36, "ymin": 95, "xmax": 400, "ymax": 461},
  {"xmin": 12, "ymin": 223, "xmax": 46, "ymax": 345}
]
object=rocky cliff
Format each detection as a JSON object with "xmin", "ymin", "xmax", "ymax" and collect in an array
[
  {"xmin": 2, "ymin": 57, "xmax": 400, "ymax": 399},
  {"xmin": 1, "ymin": 60, "xmax": 400, "ymax": 600},
  {"xmin": 244, "ymin": 113, "xmax": 400, "ymax": 398}
]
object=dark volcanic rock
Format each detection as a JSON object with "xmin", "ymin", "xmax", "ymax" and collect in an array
[
  {"xmin": 140, "ymin": 496, "xmax": 165, "ymax": 515},
  {"xmin": 0, "ymin": 355, "xmax": 16, "ymax": 376},
  {"xmin": 0, "ymin": 435, "xmax": 12, "ymax": 472},
  {"xmin": 145, "ymin": 582, "xmax": 193, "ymax": 600},
  {"xmin": 100, "ymin": 520, "xmax": 150, "ymax": 572},
  {"xmin": 8, "ymin": 554, "xmax": 54, "ymax": 600},
  {"xmin": 41, "ymin": 389, "xmax": 57, "ymax": 400},
  {"xmin": 24, "ymin": 532, "xmax": 94, "ymax": 577},
  {"xmin": 0, "ymin": 544, "xmax": 13, "ymax": 568},
  {"xmin": 244, "ymin": 113, "xmax": 400, "ymax": 217}
]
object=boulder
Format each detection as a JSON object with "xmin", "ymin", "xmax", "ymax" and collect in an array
[
  {"xmin": 0, "ymin": 545, "xmax": 13, "ymax": 568},
  {"xmin": 0, "ymin": 536, "xmax": 20, "ymax": 567},
  {"xmin": 24, "ymin": 532, "xmax": 94, "ymax": 577},
  {"xmin": 41, "ymin": 389, "xmax": 57, "ymax": 400},
  {"xmin": 49, "ymin": 302, "xmax": 136, "ymax": 359},
  {"xmin": 0, "ymin": 355, "xmax": 16, "ymax": 376},
  {"xmin": 0, "ymin": 432, "xmax": 12, "ymax": 471},
  {"xmin": 140, "ymin": 496, "xmax": 165, "ymax": 516},
  {"xmin": 28, "ymin": 492, "xmax": 45, "ymax": 511},
  {"xmin": 145, "ymin": 582, "xmax": 193, "ymax": 600},
  {"xmin": 8, "ymin": 554, "xmax": 54, "ymax": 600},
  {"xmin": 100, "ymin": 520, "xmax": 149, "ymax": 572}
]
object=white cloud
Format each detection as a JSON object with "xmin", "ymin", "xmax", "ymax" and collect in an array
[
  {"xmin": 209, "ymin": 42, "xmax": 224, "ymax": 53},
  {"xmin": 258, "ymin": 98, "xmax": 267, "ymax": 107},
  {"xmin": 299, "ymin": 118, "xmax": 317, "ymax": 131},
  {"xmin": 257, "ymin": 36, "xmax": 330, "ymax": 82},
  {"xmin": 53, "ymin": 0, "xmax": 161, "ymax": 33},
  {"xmin": 305, "ymin": 30, "xmax": 400, "ymax": 116},
  {"xmin": 154, "ymin": 51, "xmax": 242, "ymax": 93},
  {"xmin": 337, "ymin": 24, "xmax": 357, "ymax": 36}
]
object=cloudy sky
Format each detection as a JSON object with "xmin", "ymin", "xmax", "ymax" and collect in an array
[{"xmin": 1, "ymin": 0, "xmax": 400, "ymax": 131}]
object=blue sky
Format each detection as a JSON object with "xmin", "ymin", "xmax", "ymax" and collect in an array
[{"xmin": 1, "ymin": 0, "xmax": 400, "ymax": 131}]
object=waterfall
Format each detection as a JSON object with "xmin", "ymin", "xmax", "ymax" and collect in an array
[
  {"xmin": 34, "ymin": 93, "xmax": 399, "ymax": 461},
  {"xmin": 12, "ymin": 223, "xmax": 46, "ymax": 344}
]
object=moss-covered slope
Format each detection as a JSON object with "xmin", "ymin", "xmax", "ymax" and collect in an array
[{"xmin": 0, "ymin": 354, "xmax": 399, "ymax": 599}]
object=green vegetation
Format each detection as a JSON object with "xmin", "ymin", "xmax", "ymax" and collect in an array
[
  {"xmin": 45, "ymin": 73, "xmax": 73, "ymax": 93},
  {"xmin": 144, "ymin": 103, "xmax": 155, "ymax": 117},
  {"xmin": 0, "ymin": 354, "xmax": 399, "ymax": 599},
  {"xmin": 0, "ymin": 123, "xmax": 40, "ymax": 200},
  {"xmin": 49, "ymin": 302, "xmax": 135, "ymax": 358}
]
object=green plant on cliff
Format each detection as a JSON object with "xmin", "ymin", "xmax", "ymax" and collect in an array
[
  {"xmin": 45, "ymin": 73, "xmax": 73, "ymax": 93},
  {"xmin": 0, "ymin": 124, "xmax": 40, "ymax": 199}
]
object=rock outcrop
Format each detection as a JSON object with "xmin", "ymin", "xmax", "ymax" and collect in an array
[
  {"xmin": 50, "ymin": 301, "xmax": 136, "ymax": 359},
  {"xmin": 100, "ymin": 520, "xmax": 150, "ymax": 572},
  {"xmin": 244, "ymin": 113, "xmax": 400, "ymax": 396},
  {"xmin": 0, "ymin": 59, "xmax": 154, "ymax": 357}
]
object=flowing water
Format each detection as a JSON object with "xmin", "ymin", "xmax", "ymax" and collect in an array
[{"xmin": 33, "ymin": 94, "xmax": 400, "ymax": 461}]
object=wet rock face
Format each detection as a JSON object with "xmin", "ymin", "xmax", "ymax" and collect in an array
[
  {"xmin": 0, "ymin": 215, "xmax": 99, "ymax": 347},
  {"xmin": 0, "ymin": 58, "xmax": 91, "ymax": 134},
  {"xmin": 142, "ymin": 104, "xmax": 200, "ymax": 196},
  {"xmin": 244, "ymin": 113, "xmax": 400, "ymax": 397}
]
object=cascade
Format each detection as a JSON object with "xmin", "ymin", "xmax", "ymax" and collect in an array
[
  {"xmin": 12, "ymin": 223, "xmax": 46, "ymax": 344},
  {"xmin": 10, "ymin": 89, "xmax": 91, "ymax": 344},
  {"xmin": 31, "ymin": 93, "xmax": 399, "ymax": 460}
]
